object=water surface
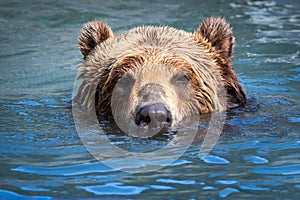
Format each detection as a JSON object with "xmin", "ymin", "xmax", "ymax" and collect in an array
[{"xmin": 0, "ymin": 0, "xmax": 300, "ymax": 199}]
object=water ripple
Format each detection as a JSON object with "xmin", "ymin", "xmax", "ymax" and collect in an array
[
  {"xmin": 243, "ymin": 155, "xmax": 269, "ymax": 164},
  {"xmin": 288, "ymin": 117, "xmax": 300, "ymax": 123},
  {"xmin": 0, "ymin": 189, "xmax": 51, "ymax": 200},
  {"xmin": 76, "ymin": 183, "xmax": 148, "ymax": 195},
  {"xmin": 238, "ymin": 184, "xmax": 270, "ymax": 191},
  {"xmin": 11, "ymin": 162, "xmax": 115, "ymax": 176},
  {"xmin": 156, "ymin": 178, "xmax": 196, "ymax": 185},
  {"xmin": 252, "ymin": 163, "xmax": 300, "ymax": 175},
  {"xmin": 20, "ymin": 186, "xmax": 50, "ymax": 192},
  {"xmin": 15, "ymin": 100, "xmax": 42, "ymax": 106},
  {"xmin": 11, "ymin": 158, "xmax": 192, "ymax": 176},
  {"xmin": 149, "ymin": 185, "xmax": 174, "ymax": 190},
  {"xmin": 216, "ymin": 180, "xmax": 238, "ymax": 185},
  {"xmin": 201, "ymin": 154, "xmax": 230, "ymax": 164},
  {"xmin": 218, "ymin": 187, "xmax": 240, "ymax": 198}
]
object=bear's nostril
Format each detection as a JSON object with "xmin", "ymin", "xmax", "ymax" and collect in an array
[
  {"xmin": 166, "ymin": 117, "xmax": 171, "ymax": 123},
  {"xmin": 140, "ymin": 115, "xmax": 151, "ymax": 127},
  {"xmin": 135, "ymin": 103, "xmax": 172, "ymax": 129}
]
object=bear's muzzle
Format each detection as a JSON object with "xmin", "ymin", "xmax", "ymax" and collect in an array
[{"xmin": 135, "ymin": 103, "xmax": 172, "ymax": 130}]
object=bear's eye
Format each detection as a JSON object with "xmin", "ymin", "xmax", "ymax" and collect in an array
[
  {"xmin": 172, "ymin": 73, "xmax": 190, "ymax": 85},
  {"xmin": 117, "ymin": 73, "xmax": 135, "ymax": 88}
]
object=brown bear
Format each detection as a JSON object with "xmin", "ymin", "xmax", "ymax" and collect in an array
[{"xmin": 75, "ymin": 17, "xmax": 246, "ymax": 133}]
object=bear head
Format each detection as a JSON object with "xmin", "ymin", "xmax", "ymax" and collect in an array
[{"xmin": 75, "ymin": 17, "xmax": 246, "ymax": 134}]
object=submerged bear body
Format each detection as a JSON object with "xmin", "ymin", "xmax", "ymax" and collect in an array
[{"xmin": 75, "ymin": 17, "xmax": 246, "ymax": 132}]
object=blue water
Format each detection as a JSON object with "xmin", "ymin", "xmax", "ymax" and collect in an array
[{"xmin": 0, "ymin": 0, "xmax": 300, "ymax": 199}]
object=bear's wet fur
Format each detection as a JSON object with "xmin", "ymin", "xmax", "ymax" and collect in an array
[{"xmin": 75, "ymin": 17, "xmax": 246, "ymax": 130}]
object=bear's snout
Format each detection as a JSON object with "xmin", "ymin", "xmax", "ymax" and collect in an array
[{"xmin": 135, "ymin": 103, "xmax": 172, "ymax": 130}]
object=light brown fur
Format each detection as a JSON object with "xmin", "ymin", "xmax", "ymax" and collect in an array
[{"xmin": 75, "ymin": 17, "xmax": 247, "ymax": 129}]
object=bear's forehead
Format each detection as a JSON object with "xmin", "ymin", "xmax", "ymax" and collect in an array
[
  {"xmin": 119, "ymin": 26, "xmax": 198, "ymax": 50},
  {"xmin": 88, "ymin": 26, "xmax": 220, "ymax": 84},
  {"xmin": 95, "ymin": 26, "xmax": 212, "ymax": 65}
]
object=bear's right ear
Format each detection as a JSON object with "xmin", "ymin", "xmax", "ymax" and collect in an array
[{"xmin": 78, "ymin": 21, "xmax": 113, "ymax": 58}]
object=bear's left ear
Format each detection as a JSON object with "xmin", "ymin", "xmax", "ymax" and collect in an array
[
  {"xmin": 78, "ymin": 21, "xmax": 113, "ymax": 58},
  {"xmin": 196, "ymin": 17, "xmax": 234, "ymax": 59}
]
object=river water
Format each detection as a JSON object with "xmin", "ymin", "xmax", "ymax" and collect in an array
[{"xmin": 0, "ymin": 0, "xmax": 299, "ymax": 199}]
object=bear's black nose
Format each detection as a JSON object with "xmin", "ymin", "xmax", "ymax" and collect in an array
[{"xmin": 135, "ymin": 103, "xmax": 172, "ymax": 129}]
